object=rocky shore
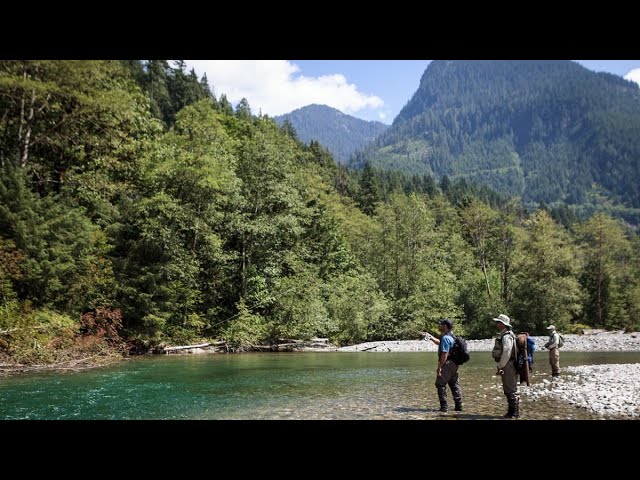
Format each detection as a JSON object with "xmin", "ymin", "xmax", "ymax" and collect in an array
[
  {"xmin": 333, "ymin": 331, "xmax": 640, "ymax": 353},
  {"xmin": 524, "ymin": 364, "xmax": 640, "ymax": 418}
]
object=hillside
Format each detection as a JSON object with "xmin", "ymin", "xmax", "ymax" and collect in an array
[
  {"xmin": 275, "ymin": 104, "xmax": 388, "ymax": 163},
  {"xmin": 357, "ymin": 60, "xmax": 640, "ymax": 216}
]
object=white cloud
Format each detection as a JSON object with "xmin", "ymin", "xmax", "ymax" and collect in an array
[
  {"xmin": 624, "ymin": 68, "xmax": 640, "ymax": 86},
  {"xmin": 378, "ymin": 112, "xmax": 387, "ymax": 121},
  {"xmin": 185, "ymin": 60, "xmax": 383, "ymax": 117}
]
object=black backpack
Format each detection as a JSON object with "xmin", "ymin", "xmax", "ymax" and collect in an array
[{"xmin": 449, "ymin": 335, "xmax": 470, "ymax": 365}]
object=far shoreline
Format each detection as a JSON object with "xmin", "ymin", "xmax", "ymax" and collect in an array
[{"xmin": 3, "ymin": 331, "xmax": 639, "ymax": 377}]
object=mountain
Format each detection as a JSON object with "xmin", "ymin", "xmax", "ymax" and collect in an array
[
  {"xmin": 275, "ymin": 104, "xmax": 388, "ymax": 163},
  {"xmin": 357, "ymin": 60, "xmax": 640, "ymax": 213}
]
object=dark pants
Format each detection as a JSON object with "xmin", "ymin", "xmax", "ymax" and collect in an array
[{"xmin": 435, "ymin": 360, "xmax": 462, "ymax": 408}]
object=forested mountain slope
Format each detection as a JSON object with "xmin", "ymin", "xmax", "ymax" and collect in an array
[
  {"xmin": 357, "ymin": 60, "xmax": 640, "ymax": 220},
  {"xmin": 276, "ymin": 104, "xmax": 388, "ymax": 163}
]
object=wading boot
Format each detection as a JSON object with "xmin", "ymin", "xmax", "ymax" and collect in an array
[
  {"xmin": 437, "ymin": 386, "xmax": 448, "ymax": 412},
  {"xmin": 504, "ymin": 394, "xmax": 520, "ymax": 418},
  {"xmin": 512, "ymin": 397, "xmax": 520, "ymax": 419}
]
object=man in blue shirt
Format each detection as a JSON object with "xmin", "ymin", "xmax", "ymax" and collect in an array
[{"xmin": 423, "ymin": 318, "xmax": 463, "ymax": 412}]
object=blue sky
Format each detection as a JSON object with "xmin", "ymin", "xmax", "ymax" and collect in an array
[{"xmin": 186, "ymin": 60, "xmax": 640, "ymax": 125}]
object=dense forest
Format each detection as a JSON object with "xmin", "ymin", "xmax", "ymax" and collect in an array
[
  {"xmin": 1, "ymin": 60, "xmax": 639, "ymax": 367},
  {"xmin": 275, "ymin": 104, "xmax": 388, "ymax": 163},
  {"xmin": 355, "ymin": 60, "xmax": 640, "ymax": 223}
]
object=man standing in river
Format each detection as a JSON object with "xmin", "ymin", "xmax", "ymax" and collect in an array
[
  {"xmin": 492, "ymin": 314, "xmax": 520, "ymax": 418},
  {"xmin": 423, "ymin": 319, "xmax": 463, "ymax": 413},
  {"xmin": 544, "ymin": 324, "xmax": 561, "ymax": 377}
]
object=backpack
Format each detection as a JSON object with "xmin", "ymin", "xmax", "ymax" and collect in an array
[
  {"xmin": 557, "ymin": 333, "xmax": 565, "ymax": 348},
  {"xmin": 449, "ymin": 335, "xmax": 470, "ymax": 365}
]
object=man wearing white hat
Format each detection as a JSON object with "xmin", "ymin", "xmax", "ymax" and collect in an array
[
  {"xmin": 544, "ymin": 325, "xmax": 561, "ymax": 377},
  {"xmin": 491, "ymin": 314, "xmax": 520, "ymax": 418}
]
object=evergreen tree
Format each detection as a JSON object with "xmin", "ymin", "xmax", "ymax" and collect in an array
[
  {"xmin": 218, "ymin": 94, "xmax": 233, "ymax": 115},
  {"xmin": 144, "ymin": 60, "xmax": 173, "ymax": 126},
  {"xmin": 235, "ymin": 97, "xmax": 252, "ymax": 120},
  {"xmin": 357, "ymin": 161, "xmax": 381, "ymax": 215},
  {"xmin": 281, "ymin": 119, "xmax": 298, "ymax": 141}
]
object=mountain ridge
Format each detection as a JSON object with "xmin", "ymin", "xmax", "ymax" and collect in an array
[
  {"xmin": 275, "ymin": 104, "xmax": 388, "ymax": 163},
  {"xmin": 356, "ymin": 60, "xmax": 640, "ymax": 215}
]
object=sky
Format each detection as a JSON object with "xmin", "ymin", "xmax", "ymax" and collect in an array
[{"xmin": 185, "ymin": 60, "xmax": 640, "ymax": 125}]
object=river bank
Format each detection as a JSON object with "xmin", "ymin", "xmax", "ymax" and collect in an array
[
  {"xmin": 332, "ymin": 331, "xmax": 640, "ymax": 352},
  {"xmin": 0, "ymin": 352, "xmax": 125, "ymax": 376},
  {"xmin": 523, "ymin": 363, "xmax": 640, "ymax": 418}
]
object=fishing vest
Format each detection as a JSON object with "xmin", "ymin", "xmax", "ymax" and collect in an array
[{"xmin": 492, "ymin": 330, "xmax": 516, "ymax": 362}]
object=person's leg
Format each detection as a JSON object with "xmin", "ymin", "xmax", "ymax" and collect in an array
[
  {"xmin": 447, "ymin": 363, "xmax": 462, "ymax": 411},
  {"xmin": 435, "ymin": 363, "xmax": 455, "ymax": 412},
  {"xmin": 550, "ymin": 348, "xmax": 560, "ymax": 376},
  {"xmin": 502, "ymin": 361, "xmax": 520, "ymax": 418}
]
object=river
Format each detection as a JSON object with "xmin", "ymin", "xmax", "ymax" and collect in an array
[{"xmin": 1, "ymin": 351, "xmax": 639, "ymax": 419}]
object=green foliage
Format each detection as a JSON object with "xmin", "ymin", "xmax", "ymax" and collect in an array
[
  {"xmin": 112, "ymin": 101, "xmax": 239, "ymax": 337},
  {"xmin": 129, "ymin": 60, "xmax": 213, "ymax": 128},
  {"xmin": 576, "ymin": 213, "xmax": 639, "ymax": 330},
  {"xmin": 4, "ymin": 59, "xmax": 640, "ymax": 361},
  {"xmin": 0, "ymin": 238, "xmax": 22, "ymax": 306},
  {"xmin": 509, "ymin": 211, "xmax": 583, "ymax": 333},
  {"xmin": 235, "ymin": 98, "xmax": 252, "ymax": 120},
  {"xmin": 221, "ymin": 300, "xmax": 267, "ymax": 351},
  {"xmin": 0, "ymin": 302, "xmax": 78, "ymax": 364},
  {"xmin": 268, "ymin": 266, "xmax": 329, "ymax": 340},
  {"xmin": 357, "ymin": 161, "xmax": 381, "ymax": 215},
  {"xmin": 325, "ymin": 272, "xmax": 389, "ymax": 345},
  {"xmin": 0, "ymin": 167, "xmax": 116, "ymax": 312}
]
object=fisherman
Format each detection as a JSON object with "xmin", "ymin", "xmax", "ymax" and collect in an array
[
  {"xmin": 422, "ymin": 319, "xmax": 463, "ymax": 413},
  {"xmin": 544, "ymin": 325, "xmax": 561, "ymax": 377},
  {"xmin": 491, "ymin": 314, "xmax": 520, "ymax": 418}
]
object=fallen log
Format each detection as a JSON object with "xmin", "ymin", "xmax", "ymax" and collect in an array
[
  {"xmin": 163, "ymin": 342, "xmax": 212, "ymax": 353},
  {"xmin": 361, "ymin": 344, "xmax": 380, "ymax": 352}
]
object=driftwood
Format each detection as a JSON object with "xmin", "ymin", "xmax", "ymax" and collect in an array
[
  {"xmin": 0, "ymin": 326, "xmax": 49, "ymax": 335},
  {"xmin": 0, "ymin": 355, "xmax": 116, "ymax": 375},
  {"xmin": 361, "ymin": 345, "xmax": 380, "ymax": 352},
  {"xmin": 163, "ymin": 342, "xmax": 212, "ymax": 353}
]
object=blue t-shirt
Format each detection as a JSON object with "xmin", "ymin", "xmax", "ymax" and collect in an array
[{"xmin": 439, "ymin": 333, "xmax": 454, "ymax": 354}]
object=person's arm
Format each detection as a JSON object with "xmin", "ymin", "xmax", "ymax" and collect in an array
[
  {"xmin": 421, "ymin": 332, "xmax": 440, "ymax": 345},
  {"xmin": 496, "ymin": 333, "xmax": 513, "ymax": 370}
]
